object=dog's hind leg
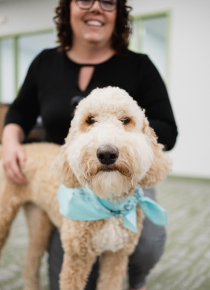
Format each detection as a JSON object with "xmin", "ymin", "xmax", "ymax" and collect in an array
[
  {"xmin": 0, "ymin": 183, "xmax": 23, "ymax": 257},
  {"xmin": 23, "ymin": 203, "xmax": 52, "ymax": 290},
  {"xmin": 96, "ymin": 250, "xmax": 128, "ymax": 290}
]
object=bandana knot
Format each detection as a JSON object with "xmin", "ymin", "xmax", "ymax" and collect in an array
[{"xmin": 57, "ymin": 184, "xmax": 168, "ymax": 232}]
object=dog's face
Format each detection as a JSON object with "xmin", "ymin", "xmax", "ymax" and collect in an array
[{"xmin": 53, "ymin": 87, "xmax": 171, "ymax": 199}]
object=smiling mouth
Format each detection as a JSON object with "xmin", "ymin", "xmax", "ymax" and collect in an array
[
  {"xmin": 103, "ymin": 168, "xmax": 114, "ymax": 172},
  {"xmin": 85, "ymin": 20, "xmax": 103, "ymax": 27},
  {"xmin": 98, "ymin": 165, "xmax": 132, "ymax": 177},
  {"xmin": 101, "ymin": 166, "xmax": 114, "ymax": 172}
]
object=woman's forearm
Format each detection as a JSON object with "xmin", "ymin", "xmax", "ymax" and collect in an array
[
  {"xmin": 148, "ymin": 119, "xmax": 178, "ymax": 151},
  {"xmin": 2, "ymin": 123, "xmax": 25, "ymax": 145},
  {"xmin": 2, "ymin": 124, "xmax": 27, "ymax": 184}
]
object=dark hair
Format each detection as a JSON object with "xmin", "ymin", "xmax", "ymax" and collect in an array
[{"xmin": 54, "ymin": 0, "xmax": 132, "ymax": 55}]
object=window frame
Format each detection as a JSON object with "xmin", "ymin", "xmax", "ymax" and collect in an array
[
  {"xmin": 0, "ymin": 28, "xmax": 54, "ymax": 103},
  {"xmin": 130, "ymin": 11, "xmax": 171, "ymax": 85}
]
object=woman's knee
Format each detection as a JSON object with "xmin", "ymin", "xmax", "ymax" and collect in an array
[
  {"xmin": 48, "ymin": 227, "xmax": 64, "ymax": 290},
  {"xmin": 131, "ymin": 187, "xmax": 167, "ymax": 271},
  {"xmin": 129, "ymin": 218, "xmax": 166, "ymax": 274},
  {"xmin": 128, "ymin": 219, "xmax": 166, "ymax": 289}
]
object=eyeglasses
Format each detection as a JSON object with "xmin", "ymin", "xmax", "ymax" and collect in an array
[{"xmin": 75, "ymin": 0, "xmax": 117, "ymax": 12}]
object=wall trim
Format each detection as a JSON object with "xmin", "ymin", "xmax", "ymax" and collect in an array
[
  {"xmin": 168, "ymin": 175, "xmax": 210, "ymax": 183},
  {"xmin": 0, "ymin": 28, "xmax": 54, "ymax": 39},
  {"xmin": 132, "ymin": 10, "xmax": 171, "ymax": 21}
]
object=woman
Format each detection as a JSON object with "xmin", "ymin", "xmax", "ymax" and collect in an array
[{"xmin": 2, "ymin": 0, "xmax": 178, "ymax": 289}]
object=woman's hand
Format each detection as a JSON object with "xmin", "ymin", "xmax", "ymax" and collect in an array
[{"xmin": 2, "ymin": 124, "xmax": 27, "ymax": 185}]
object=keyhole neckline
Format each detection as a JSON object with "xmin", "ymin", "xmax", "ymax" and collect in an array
[{"xmin": 64, "ymin": 52, "xmax": 117, "ymax": 67}]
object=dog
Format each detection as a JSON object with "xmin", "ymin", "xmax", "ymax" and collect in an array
[{"xmin": 0, "ymin": 87, "xmax": 171, "ymax": 290}]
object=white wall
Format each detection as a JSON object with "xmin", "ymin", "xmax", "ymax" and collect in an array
[
  {"xmin": 0, "ymin": 0, "xmax": 210, "ymax": 178},
  {"xmin": 0, "ymin": 0, "xmax": 57, "ymax": 35},
  {"xmin": 132, "ymin": 0, "xmax": 210, "ymax": 179}
]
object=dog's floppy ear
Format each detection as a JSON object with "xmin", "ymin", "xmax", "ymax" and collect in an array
[
  {"xmin": 52, "ymin": 127, "xmax": 80, "ymax": 188},
  {"xmin": 140, "ymin": 117, "xmax": 171, "ymax": 188}
]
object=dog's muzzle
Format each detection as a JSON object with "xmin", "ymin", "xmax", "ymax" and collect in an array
[{"xmin": 97, "ymin": 145, "xmax": 119, "ymax": 166}]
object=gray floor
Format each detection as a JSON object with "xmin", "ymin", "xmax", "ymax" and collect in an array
[
  {"xmin": 0, "ymin": 177, "xmax": 210, "ymax": 290},
  {"xmin": 147, "ymin": 177, "xmax": 210, "ymax": 290}
]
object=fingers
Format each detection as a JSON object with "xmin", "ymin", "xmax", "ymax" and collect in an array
[
  {"xmin": 17, "ymin": 149, "xmax": 27, "ymax": 169},
  {"xmin": 3, "ymin": 158, "xmax": 27, "ymax": 185},
  {"xmin": 3, "ymin": 146, "xmax": 27, "ymax": 185}
]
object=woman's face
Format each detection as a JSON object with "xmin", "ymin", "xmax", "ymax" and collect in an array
[{"xmin": 70, "ymin": 0, "xmax": 117, "ymax": 47}]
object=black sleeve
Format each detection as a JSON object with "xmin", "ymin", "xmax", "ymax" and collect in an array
[
  {"xmin": 139, "ymin": 56, "xmax": 178, "ymax": 151},
  {"xmin": 5, "ymin": 53, "xmax": 41, "ymax": 136}
]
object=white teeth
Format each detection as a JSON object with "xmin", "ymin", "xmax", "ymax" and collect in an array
[{"xmin": 86, "ymin": 21, "xmax": 102, "ymax": 27}]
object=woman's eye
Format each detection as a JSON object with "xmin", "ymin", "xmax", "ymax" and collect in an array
[
  {"xmin": 86, "ymin": 116, "xmax": 95, "ymax": 125},
  {"xmin": 102, "ymin": 0, "xmax": 116, "ymax": 5},
  {"xmin": 121, "ymin": 117, "xmax": 130, "ymax": 125}
]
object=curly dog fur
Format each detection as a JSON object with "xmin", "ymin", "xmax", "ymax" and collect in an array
[{"xmin": 0, "ymin": 87, "xmax": 171, "ymax": 290}]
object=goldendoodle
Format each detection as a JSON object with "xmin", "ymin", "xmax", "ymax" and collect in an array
[{"xmin": 0, "ymin": 87, "xmax": 171, "ymax": 290}]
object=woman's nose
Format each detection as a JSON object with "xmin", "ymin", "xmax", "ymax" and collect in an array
[{"xmin": 90, "ymin": 0, "xmax": 102, "ymax": 12}]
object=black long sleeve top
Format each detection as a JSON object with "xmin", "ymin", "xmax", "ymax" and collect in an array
[{"xmin": 5, "ymin": 48, "xmax": 178, "ymax": 150}]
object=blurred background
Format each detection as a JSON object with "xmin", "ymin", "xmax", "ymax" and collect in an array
[
  {"xmin": 0, "ymin": 0, "xmax": 209, "ymax": 178},
  {"xmin": 0, "ymin": 0, "xmax": 210, "ymax": 289}
]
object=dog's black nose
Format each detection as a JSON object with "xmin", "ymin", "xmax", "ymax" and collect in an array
[{"xmin": 97, "ymin": 145, "xmax": 119, "ymax": 165}]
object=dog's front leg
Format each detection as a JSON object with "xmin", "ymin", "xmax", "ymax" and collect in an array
[
  {"xmin": 59, "ymin": 219, "xmax": 98, "ymax": 290},
  {"xmin": 60, "ymin": 252, "xmax": 97, "ymax": 290},
  {"xmin": 97, "ymin": 250, "xmax": 128, "ymax": 290}
]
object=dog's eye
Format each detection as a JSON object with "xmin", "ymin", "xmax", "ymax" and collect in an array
[
  {"xmin": 86, "ymin": 116, "xmax": 95, "ymax": 125},
  {"xmin": 121, "ymin": 117, "xmax": 130, "ymax": 125}
]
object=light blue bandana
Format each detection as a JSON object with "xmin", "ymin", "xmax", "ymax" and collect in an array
[{"xmin": 57, "ymin": 184, "xmax": 168, "ymax": 233}]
